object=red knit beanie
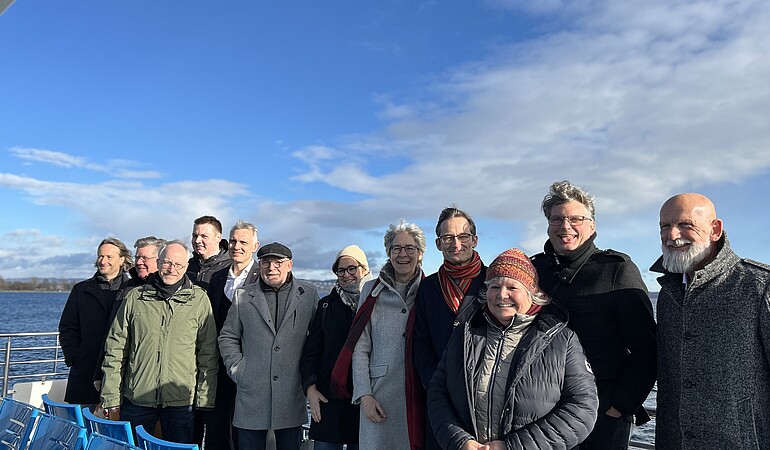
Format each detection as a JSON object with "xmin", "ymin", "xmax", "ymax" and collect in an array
[{"xmin": 486, "ymin": 248, "xmax": 543, "ymax": 295}]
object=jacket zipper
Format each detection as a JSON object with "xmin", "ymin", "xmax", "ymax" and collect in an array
[{"xmin": 487, "ymin": 328, "xmax": 506, "ymax": 441}]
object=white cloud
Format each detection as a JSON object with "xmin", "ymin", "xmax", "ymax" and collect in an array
[{"xmin": 9, "ymin": 147, "xmax": 162, "ymax": 179}]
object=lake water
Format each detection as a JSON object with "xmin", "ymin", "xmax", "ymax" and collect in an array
[{"xmin": 0, "ymin": 291, "xmax": 656, "ymax": 445}]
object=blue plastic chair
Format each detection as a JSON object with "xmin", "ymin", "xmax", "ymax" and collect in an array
[
  {"xmin": 0, "ymin": 397, "xmax": 39, "ymax": 450},
  {"xmin": 27, "ymin": 411, "xmax": 88, "ymax": 450},
  {"xmin": 86, "ymin": 432, "xmax": 141, "ymax": 450},
  {"xmin": 134, "ymin": 425, "xmax": 198, "ymax": 450},
  {"xmin": 41, "ymin": 393, "xmax": 86, "ymax": 428},
  {"xmin": 81, "ymin": 407, "xmax": 135, "ymax": 445}
]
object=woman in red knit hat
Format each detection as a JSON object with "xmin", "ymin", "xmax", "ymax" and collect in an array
[{"xmin": 428, "ymin": 248, "xmax": 599, "ymax": 450}]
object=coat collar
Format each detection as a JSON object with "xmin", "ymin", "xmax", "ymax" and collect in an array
[{"xmin": 651, "ymin": 234, "xmax": 737, "ymax": 288}]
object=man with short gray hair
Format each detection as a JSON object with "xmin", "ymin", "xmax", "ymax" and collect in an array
[
  {"xmin": 205, "ymin": 221, "xmax": 261, "ymax": 450},
  {"xmin": 531, "ymin": 181, "xmax": 656, "ymax": 449},
  {"xmin": 101, "ymin": 241, "xmax": 219, "ymax": 444}
]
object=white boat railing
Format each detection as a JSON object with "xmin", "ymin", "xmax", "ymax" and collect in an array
[{"xmin": 0, "ymin": 332, "xmax": 69, "ymax": 397}]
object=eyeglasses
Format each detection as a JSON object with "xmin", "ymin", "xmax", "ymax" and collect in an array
[
  {"xmin": 438, "ymin": 233, "xmax": 474, "ymax": 245},
  {"xmin": 390, "ymin": 245, "xmax": 418, "ymax": 255},
  {"xmin": 336, "ymin": 265, "xmax": 361, "ymax": 276},
  {"xmin": 135, "ymin": 255, "xmax": 158, "ymax": 262},
  {"xmin": 160, "ymin": 260, "xmax": 186, "ymax": 271},
  {"xmin": 548, "ymin": 215, "xmax": 593, "ymax": 226},
  {"xmin": 259, "ymin": 259, "xmax": 289, "ymax": 269}
]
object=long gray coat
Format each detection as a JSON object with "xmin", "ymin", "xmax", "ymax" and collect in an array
[
  {"xmin": 652, "ymin": 235, "xmax": 770, "ymax": 449},
  {"xmin": 218, "ymin": 277, "xmax": 319, "ymax": 430},
  {"xmin": 352, "ymin": 264, "xmax": 421, "ymax": 450}
]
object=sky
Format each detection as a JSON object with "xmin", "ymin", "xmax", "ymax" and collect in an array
[{"xmin": 1, "ymin": 0, "xmax": 770, "ymax": 290}]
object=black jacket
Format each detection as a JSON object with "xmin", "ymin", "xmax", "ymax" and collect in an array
[
  {"xmin": 59, "ymin": 272, "xmax": 130, "ymax": 404},
  {"xmin": 412, "ymin": 267, "xmax": 487, "ymax": 390},
  {"xmin": 207, "ymin": 261, "xmax": 260, "ymax": 332},
  {"xmin": 428, "ymin": 304, "xmax": 598, "ymax": 450},
  {"xmin": 187, "ymin": 246, "xmax": 231, "ymax": 296},
  {"xmin": 531, "ymin": 234, "xmax": 657, "ymax": 420},
  {"xmin": 299, "ymin": 289, "xmax": 360, "ymax": 444}
]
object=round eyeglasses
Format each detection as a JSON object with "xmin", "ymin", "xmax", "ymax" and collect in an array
[{"xmin": 336, "ymin": 265, "xmax": 361, "ymax": 276}]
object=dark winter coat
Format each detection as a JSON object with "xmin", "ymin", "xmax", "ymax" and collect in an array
[
  {"xmin": 412, "ymin": 267, "xmax": 487, "ymax": 390},
  {"xmin": 58, "ymin": 272, "xmax": 130, "ymax": 404},
  {"xmin": 207, "ymin": 261, "xmax": 260, "ymax": 332},
  {"xmin": 299, "ymin": 289, "xmax": 360, "ymax": 444},
  {"xmin": 428, "ymin": 304, "xmax": 598, "ymax": 450},
  {"xmin": 187, "ymin": 247, "xmax": 231, "ymax": 297},
  {"xmin": 531, "ymin": 235, "xmax": 657, "ymax": 420},
  {"xmin": 413, "ymin": 267, "xmax": 486, "ymax": 450},
  {"xmin": 652, "ymin": 235, "xmax": 770, "ymax": 449}
]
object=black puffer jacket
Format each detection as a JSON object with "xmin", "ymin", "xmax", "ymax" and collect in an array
[
  {"xmin": 428, "ymin": 304, "xmax": 598, "ymax": 450},
  {"xmin": 531, "ymin": 234, "xmax": 657, "ymax": 420}
]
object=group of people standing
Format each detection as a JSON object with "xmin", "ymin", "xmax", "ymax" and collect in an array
[{"xmin": 57, "ymin": 179, "xmax": 770, "ymax": 450}]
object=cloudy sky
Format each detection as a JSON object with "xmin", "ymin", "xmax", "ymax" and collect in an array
[{"xmin": 1, "ymin": 0, "xmax": 769, "ymax": 289}]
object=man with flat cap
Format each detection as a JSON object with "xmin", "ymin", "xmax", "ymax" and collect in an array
[{"xmin": 219, "ymin": 242, "xmax": 320, "ymax": 450}]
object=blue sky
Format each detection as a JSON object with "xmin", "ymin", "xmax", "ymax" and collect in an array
[{"xmin": 2, "ymin": 0, "xmax": 769, "ymax": 289}]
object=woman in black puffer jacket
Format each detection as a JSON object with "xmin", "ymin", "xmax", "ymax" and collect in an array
[{"xmin": 428, "ymin": 248, "xmax": 598, "ymax": 450}]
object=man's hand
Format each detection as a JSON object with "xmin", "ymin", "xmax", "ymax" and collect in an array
[
  {"xmin": 606, "ymin": 406, "xmax": 622, "ymax": 418},
  {"xmin": 361, "ymin": 394, "xmax": 387, "ymax": 424},
  {"xmin": 307, "ymin": 384, "xmax": 328, "ymax": 423},
  {"xmin": 93, "ymin": 380, "xmax": 102, "ymax": 391}
]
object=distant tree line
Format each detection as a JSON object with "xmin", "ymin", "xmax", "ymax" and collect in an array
[{"xmin": 0, "ymin": 275, "xmax": 76, "ymax": 292}]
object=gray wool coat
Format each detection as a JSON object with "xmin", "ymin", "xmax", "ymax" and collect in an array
[
  {"xmin": 218, "ymin": 276, "xmax": 319, "ymax": 430},
  {"xmin": 352, "ymin": 264, "xmax": 422, "ymax": 450},
  {"xmin": 652, "ymin": 235, "xmax": 770, "ymax": 449}
]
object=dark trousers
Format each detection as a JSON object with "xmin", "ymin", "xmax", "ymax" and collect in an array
[
  {"xmin": 237, "ymin": 427, "xmax": 302, "ymax": 450},
  {"xmin": 579, "ymin": 413, "xmax": 633, "ymax": 450},
  {"xmin": 205, "ymin": 372, "xmax": 238, "ymax": 450},
  {"xmin": 120, "ymin": 399, "xmax": 194, "ymax": 444}
]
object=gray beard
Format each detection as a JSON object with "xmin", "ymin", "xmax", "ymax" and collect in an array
[{"xmin": 661, "ymin": 239, "xmax": 711, "ymax": 274}]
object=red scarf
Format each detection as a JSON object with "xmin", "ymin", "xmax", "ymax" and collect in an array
[
  {"xmin": 438, "ymin": 251, "xmax": 483, "ymax": 313},
  {"xmin": 330, "ymin": 279, "xmax": 380, "ymax": 400}
]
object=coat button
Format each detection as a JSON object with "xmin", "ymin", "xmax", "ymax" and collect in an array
[
  {"xmin": 274, "ymin": 346, "xmax": 280, "ymax": 352},
  {"xmin": 401, "ymin": 308, "xmax": 407, "ymax": 314},
  {"xmin": 683, "ymin": 379, "xmax": 695, "ymax": 388},
  {"xmin": 273, "ymin": 375, "xmax": 278, "ymax": 381}
]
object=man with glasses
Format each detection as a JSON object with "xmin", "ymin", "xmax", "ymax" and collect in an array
[
  {"xmin": 413, "ymin": 207, "xmax": 486, "ymax": 450},
  {"xmin": 531, "ymin": 181, "xmax": 656, "ymax": 449},
  {"xmin": 101, "ymin": 240, "xmax": 219, "ymax": 444},
  {"xmin": 93, "ymin": 236, "xmax": 167, "ymax": 392},
  {"xmin": 219, "ymin": 242, "xmax": 319, "ymax": 450}
]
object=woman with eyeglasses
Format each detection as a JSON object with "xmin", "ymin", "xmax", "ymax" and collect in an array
[
  {"xmin": 299, "ymin": 245, "xmax": 373, "ymax": 450},
  {"xmin": 330, "ymin": 220, "xmax": 427, "ymax": 450}
]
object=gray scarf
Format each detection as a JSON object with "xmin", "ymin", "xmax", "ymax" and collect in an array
[{"xmin": 336, "ymin": 271, "xmax": 374, "ymax": 310}]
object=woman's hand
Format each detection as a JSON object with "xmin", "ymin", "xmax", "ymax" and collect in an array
[
  {"xmin": 306, "ymin": 384, "xmax": 328, "ymax": 423},
  {"xmin": 461, "ymin": 440, "xmax": 490, "ymax": 450},
  {"xmin": 486, "ymin": 440, "xmax": 506, "ymax": 450},
  {"xmin": 361, "ymin": 394, "xmax": 387, "ymax": 423}
]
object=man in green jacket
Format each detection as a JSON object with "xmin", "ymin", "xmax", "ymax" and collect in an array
[{"xmin": 101, "ymin": 240, "xmax": 219, "ymax": 444}]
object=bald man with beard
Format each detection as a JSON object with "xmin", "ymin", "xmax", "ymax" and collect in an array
[{"xmin": 652, "ymin": 193, "xmax": 770, "ymax": 449}]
